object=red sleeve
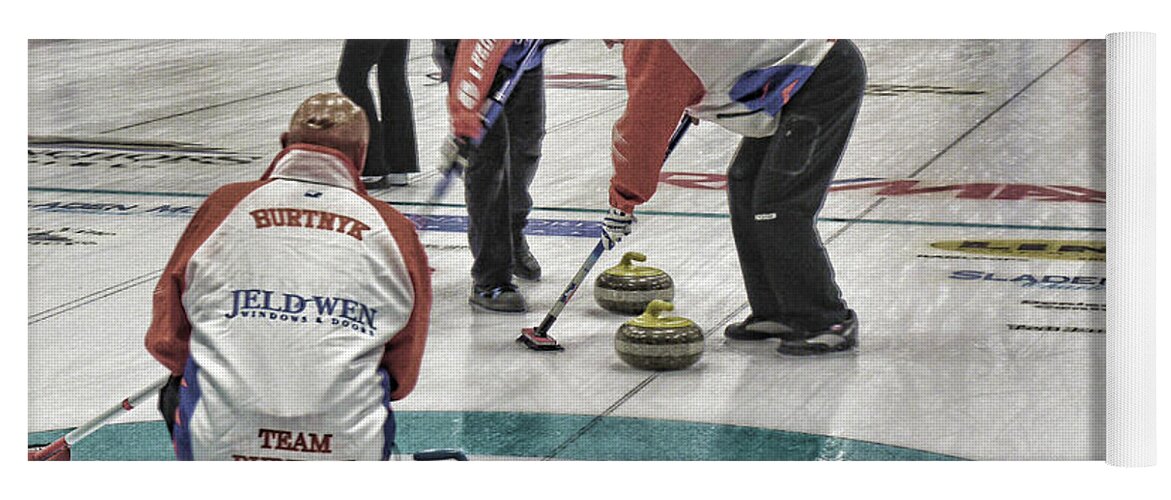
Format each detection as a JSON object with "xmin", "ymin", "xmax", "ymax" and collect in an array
[
  {"xmin": 610, "ymin": 40, "xmax": 705, "ymax": 214},
  {"xmin": 365, "ymin": 198, "xmax": 432, "ymax": 401},
  {"xmin": 144, "ymin": 181, "xmax": 267, "ymax": 375},
  {"xmin": 447, "ymin": 39, "xmax": 514, "ymax": 140}
]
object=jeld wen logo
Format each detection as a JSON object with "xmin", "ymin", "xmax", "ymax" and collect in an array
[
  {"xmin": 931, "ymin": 240, "xmax": 1105, "ymax": 261},
  {"xmin": 250, "ymin": 208, "xmax": 370, "ymax": 241},
  {"xmin": 225, "ymin": 289, "xmax": 378, "ymax": 336}
]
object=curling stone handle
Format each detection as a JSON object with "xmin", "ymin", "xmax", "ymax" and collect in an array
[
  {"xmin": 640, "ymin": 299, "xmax": 674, "ymax": 321},
  {"xmin": 619, "ymin": 251, "xmax": 647, "ymax": 269}
]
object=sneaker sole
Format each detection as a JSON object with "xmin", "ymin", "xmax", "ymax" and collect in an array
[
  {"xmin": 724, "ymin": 330, "xmax": 787, "ymax": 341},
  {"xmin": 724, "ymin": 323, "xmax": 799, "ymax": 341},
  {"xmin": 776, "ymin": 336, "xmax": 857, "ymax": 356},
  {"xmin": 468, "ymin": 297, "xmax": 528, "ymax": 313}
]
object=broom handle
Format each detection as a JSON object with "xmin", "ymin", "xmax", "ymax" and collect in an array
[
  {"xmin": 534, "ymin": 241, "xmax": 606, "ymax": 336},
  {"xmin": 63, "ymin": 373, "xmax": 170, "ymax": 446},
  {"xmin": 479, "ymin": 40, "xmax": 543, "ymax": 141},
  {"xmin": 666, "ymin": 113, "xmax": 693, "ymax": 159},
  {"xmin": 531, "ymin": 113, "xmax": 693, "ymax": 338}
]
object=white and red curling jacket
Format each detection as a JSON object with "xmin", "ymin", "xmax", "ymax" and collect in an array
[
  {"xmin": 610, "ymin": 39, "xmax": 835, "ymax": 213},
  {"xmin": 447, "ymin": 39, "xmax": 834, "ymax": 213},
  {"xmin": 145, "ymin": 144, "xmax": 431, "ymax": 460}
]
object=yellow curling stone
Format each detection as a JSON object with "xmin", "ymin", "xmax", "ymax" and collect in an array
[
  {"xmin": 614, "ymin": 300, "xmax": 704, "ymax": 371},
  {"xmin": 594, "ymin": 251, "xmax": 674, "ymax": 315}
]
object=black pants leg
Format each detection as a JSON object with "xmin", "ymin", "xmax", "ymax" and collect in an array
[
  {"xmin": 464, "ymin": 68, "xmax": 545, "ymax": 287},
  {"xmin": 726, "ymin": 40, "xmax": 867, "ymax": 331},
  {"xmin": 337, "ymin": 40, "xmax": 388, "ymax": 176},
  {"xmin": 375, "ymin": 40, "xmax": 419, "ymax": 175},
  {"xmin": 506, "ymin": 66, "xmax": 545, "ymax": 247},
  {"xmin": 465, "ymin": 107, "xmax": 512, "ymax": 287}
]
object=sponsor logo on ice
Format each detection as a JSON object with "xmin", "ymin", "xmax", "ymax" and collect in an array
[
  {"xmin": 29, "ymin": 200, "xmax": 197, "ymax": 216},
  {"xmin": 28, "ymin": 136, "xmax": 262, "ymax": 170},
  {"xmin": 658, "ymin": 174, "xmax": 1105, "ymax": 203},
  {"xmin": 1020, "ymin": 300, "xmax": 1105, "ymax": 312},
  {"xmin": 1006, "ymin": 324, "xmax": 1105, "ymax": 334},
  {"xmin": 29, "ymin": 199, "xmax": 601, "ymax": 237},
  {"xmin": 948, "ymin": 270, "xmax": 1106, "ymax": 291},
  {"xmin": 28, "ymin": 226, "xmax": 116, "ymax": 246},
  {"xmin": 930, "ymin": 240, "xmax": 1105, "ymax": 261}
]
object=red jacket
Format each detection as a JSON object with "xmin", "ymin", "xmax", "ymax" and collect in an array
[{"xmin": 611, "ymin": 39, "xmax": 834, "ymax": 213}]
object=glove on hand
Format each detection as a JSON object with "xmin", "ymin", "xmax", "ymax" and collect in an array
[
  {"xmin": 601, "ymin": 206, "xmax": 634, "ymax": 250},
  {"xmin": 439, "ymin": 136, "xmax": 472, "ymax": 179}
]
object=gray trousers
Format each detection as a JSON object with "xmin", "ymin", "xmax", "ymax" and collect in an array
[{"xmin": 726, "ymin": 40, "xmax": 867, "ymax": 331}]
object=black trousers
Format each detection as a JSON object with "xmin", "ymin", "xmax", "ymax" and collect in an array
[
  {"xmin": 726, "ymin": 40, "xmax": 867, "ymax": 331},
  {"xmin": 433, "ymin": 40, "xmax": 546, "ymax": 287},
  {"xmin": 463, "ymin": 67, "xmax": 545, "ymax": 287},
  {"xmin": 336, "ymin": 39, "xmax": 419, "ymax": 177}
]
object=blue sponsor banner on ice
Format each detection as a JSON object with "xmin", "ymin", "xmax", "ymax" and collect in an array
[
  {"xmin": 28, "ymin": 198, "xmax": 601, "ymax": 238},
  {"xmin": 407, "ymin": 214, "xmax": 600, "ymax": 238},
  {"xmin": 28, "ymin": 200, "xmax": 198, "ymax": 216}
]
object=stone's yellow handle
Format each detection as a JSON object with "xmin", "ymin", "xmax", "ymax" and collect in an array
[
  {"xmin": 624, "ymin": 298, "xmax": 695, "ymax": 330},
  {"xmin": 642, "ymin": 299, "xmax": 674, "ymax": 319},
  {"xmin": 604, "ymin": 251, "xmax": 667, "ymax": 278},
  {"xmin": 618, "ymin": 251, "xmax": 647, "ymax": 269}
]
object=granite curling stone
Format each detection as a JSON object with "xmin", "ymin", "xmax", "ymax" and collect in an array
[
  {"xmin": 615, "ymin": 300, "xmax": 704, "ymax": 371},
  {"xmin": 594, "ymin": 251, "xmax": 674, "ymax": 315}
]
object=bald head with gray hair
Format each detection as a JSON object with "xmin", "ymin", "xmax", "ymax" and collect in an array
[{"xmin": 281, "ymin": 92, "xmax": 370, "ymax": 173}]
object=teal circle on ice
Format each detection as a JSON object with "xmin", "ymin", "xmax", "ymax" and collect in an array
[{"xmin": 28, "ymin": 411, "xmax": 962, "ymax": 461}]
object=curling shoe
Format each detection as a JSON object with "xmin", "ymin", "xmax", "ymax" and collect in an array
[
  {"xmin": 470, "ymin": 283, "xmax": 528, "ymax": 313},
  {"xmin": 724, "ymin": 315, "xmax": 798, "ymax": 340},
  {"xmin": 775, "ymin": 310, "xmax": 858, "ymax": 356}
]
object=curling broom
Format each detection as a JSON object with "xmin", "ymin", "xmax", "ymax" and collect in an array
[{"xmin": 517, "ymin": 113, "xmax": 695, "ymax": 351}]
